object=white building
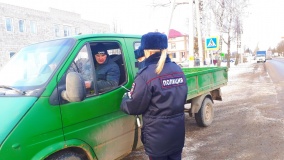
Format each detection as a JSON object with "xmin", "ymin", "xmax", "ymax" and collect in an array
[{"xmin": 0, "ymin": 2, "xmax": 110, "ymax": 68}]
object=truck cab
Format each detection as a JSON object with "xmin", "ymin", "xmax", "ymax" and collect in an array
[
  {"xmin": 256, "ymin": 50, "xmax": 266, "ymax": 63},
  {"xmin": 0, "ymin": 33, "xmax": 228, "ymax": 159},
  {"xmin": 0, "ymin": 34, "xmax": 143, "ymax": 160}
]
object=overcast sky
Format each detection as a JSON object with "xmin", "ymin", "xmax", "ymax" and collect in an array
[
  {"xmin": 243, "ymin": 0, "xmax": 284, "ymax": 50},
  {"xmin": 0, "ymin": 0, "xmax": 177, "ymax": 34},
  {"xmin": 1, "ymin": 0, "xmax": 284, "ymax": 51}
]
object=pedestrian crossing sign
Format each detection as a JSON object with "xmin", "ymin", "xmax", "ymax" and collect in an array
[{"xmin": 205, "ymin": 37, "xmax": 219, "ymax": 50}]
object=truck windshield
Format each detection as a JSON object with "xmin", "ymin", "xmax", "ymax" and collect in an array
[
  {"xmin": 0, "ymin": 38, "xmax": 75, "ymax": 94},
  {"xmin": 256, "ymin": 54, "xmax": 265, "ymax": 57}
]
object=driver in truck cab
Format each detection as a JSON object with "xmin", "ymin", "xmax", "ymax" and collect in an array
[{"xmin": 85, "ymin": 43, "xmax": 120, "ymax": 93}]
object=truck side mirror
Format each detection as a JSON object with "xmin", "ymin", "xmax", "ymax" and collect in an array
[{"xmin": 61, "ymin": 72, "xmax": 86, "ymax": 102}]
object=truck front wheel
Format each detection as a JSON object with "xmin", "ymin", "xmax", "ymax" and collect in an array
[{"xmin": 195, "ymin": 98, "xmax": 214, "ymax": 127}]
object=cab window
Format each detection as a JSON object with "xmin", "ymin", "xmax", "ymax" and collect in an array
[{"xmin": 66, "ymin": 42, "xmax": 126, "ymax": 97}]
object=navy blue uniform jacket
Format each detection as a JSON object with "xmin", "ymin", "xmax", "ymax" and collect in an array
[{"xmin": 120, "ymin": 54, "xmax": 188, "ymax": 157}]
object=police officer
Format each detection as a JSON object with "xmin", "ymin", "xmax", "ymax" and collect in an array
[
  {"xmin": 121, "ymin": 32, "xmax": 188, "ymax": 160},
  {"xmin": 134, "ymin": 46, "xmax": 145, "ymax": 70}
]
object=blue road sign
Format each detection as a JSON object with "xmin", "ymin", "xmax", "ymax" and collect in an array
[{"xmin": 205, "ymin": 37, "xmax": 219, "ymax": 50}]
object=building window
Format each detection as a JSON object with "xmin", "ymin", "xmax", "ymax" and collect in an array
[
  {"xmin": 5, "ymin": 17, "xmax": 13, "ymax": 32},
  {"xmin": 172, "ymin": 53, "xmax": 176, "ymax": 58},
  {"xmin": 63, "ymin": 26, "xmax": 71, "ymax": 37},
  {"xmin": 30, "ymin": 21, "xmax": 37, "ymax": 34},
  {"xmin": 19, "ymin": 20, "xmax": 25, "ymax": 32},
  {"xmin": 171, "ymin": 43, "xmax": 176, "ymax": 49},
  {"xmin": 55, "ymin": 25, "xmax": 60, "ymax": 37},
  {"xmin": 182, "ymin": 52, "xmax": 185, "ymax": 58},
  {"xmin": 10, "ymin": 52, "xmax": 16, "ymax": 58}
]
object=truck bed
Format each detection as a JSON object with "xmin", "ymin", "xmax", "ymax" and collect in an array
[{"xmin": 182, "ymin": 67, "xmax": 228, "ymax": 100}]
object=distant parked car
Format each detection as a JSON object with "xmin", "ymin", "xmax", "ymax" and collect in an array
[
  {"xmin": 222, "ymin": 58, "xmax": 234, "ymax": 63},
  {"xmin": 177, "ymin": 60, "xmax": 190, "ymax": 67},
  {"xmin": 177, "ymin": 58, "xmax": 201, "ymax": 67}
]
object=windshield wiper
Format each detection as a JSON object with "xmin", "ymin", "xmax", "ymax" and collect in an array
[{"xmin": 0, "ymin": 85, "xmax": 26, "ymax": 95}]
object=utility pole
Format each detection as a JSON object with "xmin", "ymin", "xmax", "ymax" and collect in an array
[
  {"xmin": 165, "ymin": 0, "xmax": 197, "ymax": 67},
  {"xmin": 188, "ymin": 0, "xmax": 194, "ymax": 67},
  {"xmin": 167, "ymin": 0, "xmax": 176, "ymax": 37},
  {"xmin": 195, "ymin": 0, "xmax": 203, "ymax": 66}
]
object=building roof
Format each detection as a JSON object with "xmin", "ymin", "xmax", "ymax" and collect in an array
[{"xmin": 168, "ymin": 29, "xmax": 184, "ymax": 38}]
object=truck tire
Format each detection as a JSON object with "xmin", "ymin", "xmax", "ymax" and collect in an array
[
  {"xmin": 46, "ymin": 150, "xmax": 88, "ymax": 160},
  {"xmin": 195, "ymin": 98, "xmax": 214, "ymax": 127}
]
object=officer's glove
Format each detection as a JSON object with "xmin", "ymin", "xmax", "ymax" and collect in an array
[
  {"xmin": 121, "ymin": 86, "xmax": 132, "ymax": 99},
  {"xmin": 123, "ymin": 92, "xmax": 132, "ymax": 99}
]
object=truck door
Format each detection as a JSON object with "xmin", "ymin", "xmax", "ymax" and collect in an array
[{"xmin": 57, "ymin": 40, "xmax": 137, "ymax": 160}]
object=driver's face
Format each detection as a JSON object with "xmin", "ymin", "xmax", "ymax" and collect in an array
[{"xmin": 95, "ymin": 54, "xmax": 107, "ymax": 64}]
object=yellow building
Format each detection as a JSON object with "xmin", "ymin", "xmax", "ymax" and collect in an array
[{"xmin": 167, "ymin": 29, "xmax": 189, "ymax": 63}]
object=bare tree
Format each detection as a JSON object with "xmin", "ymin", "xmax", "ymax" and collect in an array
[
  {"xmin": 253, "ymin": 43, "xmax": 259, "ymax": 56},
  {"xmin": 276, "ymin": 40, "xmax": 284, "ymax": 55},
  {"xmin": 112, "ymin": 19, "xmax": 118, "ymax": 33},
  {"xmin": 208, "ymin": 0, "xmax": 249, "ymax": 68},
  {"xmin": 148, "ymin": 0, "xmax": 189, "ymax": 34},
  {"xmin": 234, "ymin": 15, "xmax": 243, "ymax": 65},
  {"xmin": 111, "ymin": 18, "xmax": 124, "ymax": 34}
]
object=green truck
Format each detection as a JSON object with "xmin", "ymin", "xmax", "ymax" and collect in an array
[{"xmin": 0, "ymin": 34, "xmax": 227, "ymax": 160}]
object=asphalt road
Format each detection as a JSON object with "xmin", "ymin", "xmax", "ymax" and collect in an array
[{"xmin": 122, "ymin": 58, "xmax": 284, "ymax": 160}]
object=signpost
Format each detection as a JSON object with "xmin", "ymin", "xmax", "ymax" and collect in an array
[
  {"xmin": 205, "ymin": 37, "xmax": 220, "ymax": 66},
  {"xmin": 205, "ymin": 37, "xmax": 219, "ymax": 50}
]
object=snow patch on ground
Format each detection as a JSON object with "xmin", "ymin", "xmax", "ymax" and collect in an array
[
  {"xmin": 221, "ymin": 61, "xmax": 277, "ymax": 102},
  {"xmin": 183, "ymin": 137, "xmax": 205, "ymax": 159},
  {"xmin": 184, "ymin": 61, "xmax": 281, "ymax": 159}
]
